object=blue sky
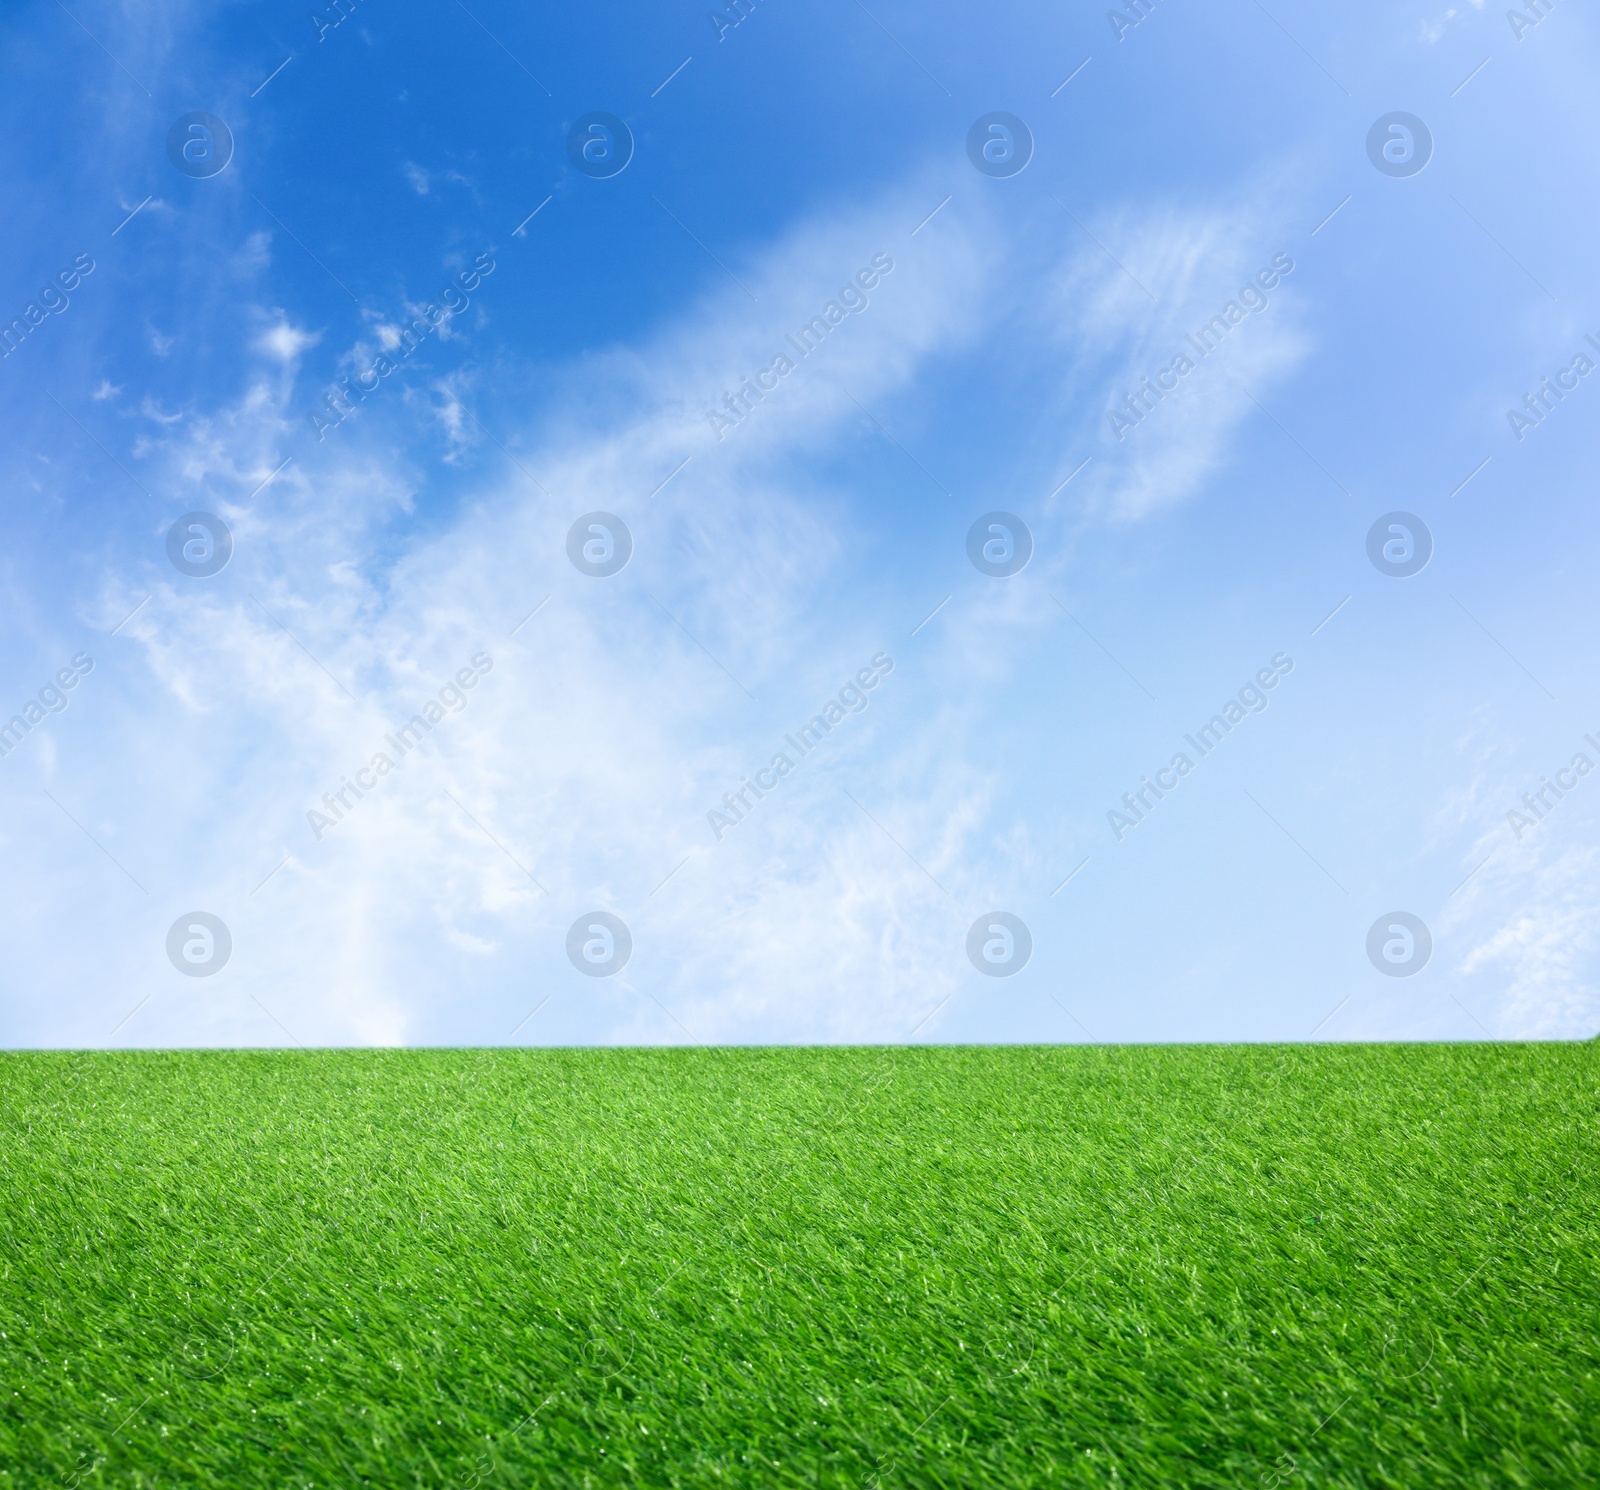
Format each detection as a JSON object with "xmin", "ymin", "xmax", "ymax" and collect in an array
[{"xmin": 3, "ymin": 0, "xmax": 1599, "ymax": 1047}]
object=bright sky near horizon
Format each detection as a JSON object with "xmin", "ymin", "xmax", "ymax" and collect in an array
[{"xmin": 3, "ymin": 0, "xmax": 1599, "ymax": 1048}]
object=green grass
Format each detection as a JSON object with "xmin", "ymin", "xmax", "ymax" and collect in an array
[{"xmin": 1, "ymin": 1045, "xmax": 1595, "ymax": 1488}]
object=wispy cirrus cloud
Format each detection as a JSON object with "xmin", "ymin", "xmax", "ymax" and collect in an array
[{"xmin": 30, "ymin": 165, "xmax": 1331, "ymax": 1047}]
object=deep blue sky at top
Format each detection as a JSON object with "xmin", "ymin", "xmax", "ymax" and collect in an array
[
  {"xmin": 5, "ymin": 1, "xmax": 1436, "ymax": 526},
  {"xmin": 4, "ymin": 0, "xmax": 1587, "ymax": 608}
]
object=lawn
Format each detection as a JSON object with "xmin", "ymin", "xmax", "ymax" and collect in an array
[{"xmin": 0, "ymin": 1044, "xmax": 1595, "ymax": 1488}]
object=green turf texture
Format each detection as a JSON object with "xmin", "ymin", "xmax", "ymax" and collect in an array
[{"xmin": 1, "ymin": 1045, "xmax": 1595, "ymax": 1489}]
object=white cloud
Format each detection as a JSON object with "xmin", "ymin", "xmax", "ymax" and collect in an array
[
  {"xmin": 1045, "ymin": 191, "xmax": 1314, "ymax": 523},
  {"xmin": 233, "ymin": 231, "xmax": 272, "ymax": 276},
  {"xmin": 140, "ymin": 396, "xmax": 183, "ymax": 425},
  {"xmin": 1456, "ymin": 843, "xmax": 1600, "ymax": 1037},
  {"xmin": 16, "ymin": 167, "xmax": 1362, "ymax": 1046},
  {"xmin": 38, "ymin": 173, "xmax": 989, "ymax": 1042},
  {"xmin": 1420, "ymin": 0, "xmax": 1485, "ymax": 44},
  {"xmin": 425, "ymin": 375, "xmax": 471, "ymax": 460},
  {"xmin": 401, "ymin": 161, "xmax": 475, "ymax": 199},
  {"xmin": 254, "ymin": 318, "xmax": 322, "ymax": 362}
]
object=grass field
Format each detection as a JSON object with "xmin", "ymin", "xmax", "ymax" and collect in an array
[{"xmin": 1, "ymin": 1045, "xmax": 1595, "ymax": 1488}]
